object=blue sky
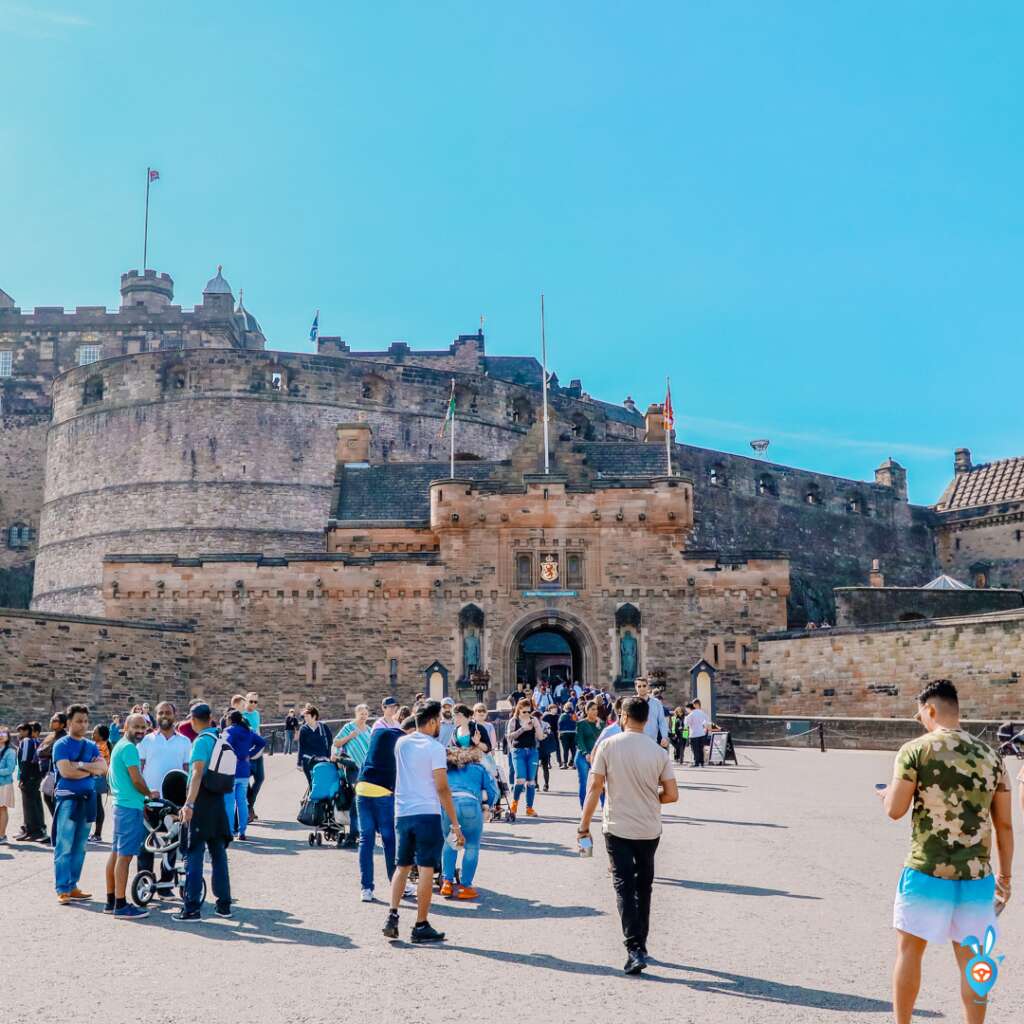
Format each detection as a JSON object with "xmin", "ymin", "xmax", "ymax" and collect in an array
[{"xmin": 2, "ymin": 2, "xmax": 1022, "ymax": 503}]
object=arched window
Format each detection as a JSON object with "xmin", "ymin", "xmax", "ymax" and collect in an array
[
  {"xmin": 82, "ymin": 375, "xmax": 104, "ymax": 406},
  {"xmin": 757, "ymin": 474, "xmax": 777, "ymax": 497},
  {"xmin": 566, "ymin": 552, "xmax": 584, "ymax": 588}
]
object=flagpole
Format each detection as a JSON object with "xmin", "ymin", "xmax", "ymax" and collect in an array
[
  {"xmin": 449, "ymin": 378, "xmax": 456, "ymax": 478},
  {"xmin": 143, "ymin": 167, "xmax": 151, "ymax": 271},
  {"xmin": 540, "ymin": 293, "xmax": 550, "ymax": 475},
  {"xmin": 665, "ymin": 376, "xmax": 672, "ymax": 476}
]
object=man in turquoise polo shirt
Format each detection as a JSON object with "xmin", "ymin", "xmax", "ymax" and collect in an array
[{"xmin": 104, "ymin": 713, "xmax": 157, "ymax": 918}]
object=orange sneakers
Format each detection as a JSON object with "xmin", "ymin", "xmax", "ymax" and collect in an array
[
  {"xmin": 57, "ymin": 893, "xmax": 72, "ymax": 905},
  {"xmin": 67, "ymin": 888, "xmax": 92, "ymax": 900},
  {"xmin": 455, "ymin": 886, "xmax": 479, "ymax": 900},
  {"xmin": 439, "ymin": 880, "xmax": 454, "ymax": 897},
  {"xmin": 526, "ymin": 808, "xmax": 538, "ymax": 817},
  {"xmin": 510, "ymin": 800, "xmax": 519, "ymax": 815}
]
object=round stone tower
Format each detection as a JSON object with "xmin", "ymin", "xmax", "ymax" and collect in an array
[{"xmin": 120, "ymin": 269, "xmax": 174, "ymax": 311}]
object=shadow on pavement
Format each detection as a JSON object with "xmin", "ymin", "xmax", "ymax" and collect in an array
[
  {"xmin": 440, "ymin": 947, "xmax": 937, "ymax": 1014},
  {"xmin": 480, "ymin": 835, "xmax": 575, "ymax": 858},
  {"xmin": 661, "ymin": 815, "xmax": 787, "ymax": 829},
  {"xmin": 138, "ymin": 905, "xmax": 357, "ymax": 948},
  {"xmin": 655, "ymin": 877, "xmax": 821, "ymax": 900},
  {"xmin": 429, "ymin": 891, "xmax": 604, "ymax": 921}
]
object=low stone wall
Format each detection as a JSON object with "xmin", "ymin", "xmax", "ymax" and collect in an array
[
  {"xmin": 0, "ymin": 608, "xmax": 194, "ymax": 721},
  {"xmin": 757, "ymin": 609, "xmax": 1024, "ymax": 720},
  {"xmin": 719, "ymin": 713, "xmax": 1004, "ymax": 751}
]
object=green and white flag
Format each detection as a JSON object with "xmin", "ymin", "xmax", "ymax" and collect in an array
[{"xmin": 438, "ymin": 379, "xmax": 456, "ymax": 438}]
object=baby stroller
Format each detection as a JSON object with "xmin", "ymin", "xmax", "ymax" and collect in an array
[
  {"xmin": 298, "ymin": 757, "xmax": 354, "ymax": 847},
  {"xmin": 485, "ymin": 750, "xmax": 515, "ymax": 824},
  {"xmin": 130, "ymin": 769, "xmax": 200, "ymax": 906},
  {"xmin": 997, "ymin": 722, "xmax": 1024, "ymax": 758}
]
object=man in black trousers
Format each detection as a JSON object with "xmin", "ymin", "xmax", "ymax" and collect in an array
[{"xmin": 577, "ymin": 696, "xmax": 679, "ymax": 975}]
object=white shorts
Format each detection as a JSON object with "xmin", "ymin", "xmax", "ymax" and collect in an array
[{"xmin": 894, "ymin": 867, "xmax": 997, "ymax": 945}]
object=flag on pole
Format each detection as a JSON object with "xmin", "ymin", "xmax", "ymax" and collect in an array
[
  {"xmin": 309, "ymin": 310, "xmax": 319, "ymax": 344},
  {"xmin": 438, "ymin": 379, "xmax": 456, "ymax": 438},
  {"xmin": 664, "ymin": 379, "xmax": 674, "ymax": 431},
  {"xmin": 149, "ymin": 169, "xmax": 160, "ymax": 182}
]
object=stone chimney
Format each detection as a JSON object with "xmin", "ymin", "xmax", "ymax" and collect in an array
[
  {"xmin": 869, "ymin": 558, "xmax": 885, "ymax": 588},
  {"xmin": 336, "ymin": 423, "xmax": 372, "ymax": 464},
  {"xmin": 954, "ymin": 448, "xmax": 973, "ymax": 476},
  {"xmin": 120, "ymin": 269, "xmax": 174, "ymax": 311},
  {"xmin": 644, "ymin": 403, "xmax": 666, "ymax": 443}
]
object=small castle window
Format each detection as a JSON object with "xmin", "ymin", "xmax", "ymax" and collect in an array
[
  {"xmin": 389, "ymin": 658, "xmax": 399, "ymax": 689},
  {"xmin": 270, "ymin": 372, "xmax": 283, "ymax": 391},
  {"xmin": 955, "ymin": 537, "xmax": 961, "ymax": 550},
  {"xmin": 7, "ymin": 523, "xmax": 34, "ymax": 549},
  {"xmin": 82, "ymin": 375, "xmax": 104, "ymax": 406},
  {"xmin": 39, "ymin": 341, "xmax": 55, "ymax": 361},
  {"xmin": 566, "ymin": 552, "xmax": 583, "ymax": 588},
  {"xmin": 78, "ymin": 345, "xmax": 102, "ymax": 366},
  {"xmin": 0, "ymin": 351, "xmax": 12, "ymax": 377},
  {"xmin": 709, "ymin": 463, "xmax": 726, "ymax": 487},
  {"xmin": 974, "ymin": 571, "xmax": 989, "ymax": 589},
  {"xmin": 311, "ymin": 660, "xmax": 318, "ymax": 682},
  {"xmin": 757, "ymin": 474, "xmax": 776, "ymax": 497},
  {"xmin": 805, "ymin": 485, "xmax": 821, "ymax": 505},
  {"xmin": 847, "ymin": 495, "xmax": 865, "ymax": 514},
  {"xmin": 1016, "ymin": 530, "xmax": 1022, "ymax": 543}
]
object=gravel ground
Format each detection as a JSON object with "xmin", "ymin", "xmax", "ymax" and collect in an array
[{"xmin": 1, "ymin": 744, "xmax": 1020, "ymax": 1023}]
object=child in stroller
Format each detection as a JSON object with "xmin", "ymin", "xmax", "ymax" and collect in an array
[
  {"xmin": 130, "ymin": 768, "xmax": 195, "ymax": 906},
  {"xmin": 298, "ymin": 756, "xmax": 355, "ymax": 847}
]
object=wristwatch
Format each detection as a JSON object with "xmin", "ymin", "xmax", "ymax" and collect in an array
[{"xmin": 184, "ymin": 801, "xmax": 195, "ymax": 809}]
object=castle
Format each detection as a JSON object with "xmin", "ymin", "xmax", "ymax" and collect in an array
[{"xmin": 1, "ymin": 266, "xmax": 1022, "ymax": 722}]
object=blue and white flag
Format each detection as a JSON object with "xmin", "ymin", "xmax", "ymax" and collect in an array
[{"xmin": 309, "ymin": 310, "xmax": 319, "ymax": 344}]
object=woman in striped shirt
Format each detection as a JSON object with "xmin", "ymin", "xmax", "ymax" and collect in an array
[{"xmin": 332, "ymin": 704, "xmax": 373, "ymax": 849}]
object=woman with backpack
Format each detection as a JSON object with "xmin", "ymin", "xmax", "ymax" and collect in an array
[{"xmin": 439, "ymin": 744, "xmax": 498, "ymax": 901}]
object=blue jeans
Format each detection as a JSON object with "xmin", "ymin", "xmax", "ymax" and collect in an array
[
  {"xmin": 575, "ymin": 751, "xmax": 591, "ymax": 807},
  {"xmin": 356, "ymin": 793, "xmax": 396, "ymax": 891},
  {"xmin": 54, "ymin": 799, "xmax": 90, "ymax": 893},
  {"xmin": 512, "ymin": 748, "xmax": 539, "ymax": 809},
  {"xmin": 183, "ymin": 834, "xmax": 231, "ymax": 914},
  {"xmin": 442, "ymin": 797, "xmax": 484, "ymax": 886},
  {"xmin": 224, "ymin": 779, "xmax": 249, "ymax": 837}
]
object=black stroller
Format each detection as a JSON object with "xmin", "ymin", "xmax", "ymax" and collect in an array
[
  {"xmin": 297, "ymin": 756, "xmax": 355, "ymax": 847},
  {"xmin": 997, "ymin": 722, "xmax": 1024, "ymax": 758},
  {"xmin": 130, "ymin": 769, "xmax": 204, "ymax": 906}
]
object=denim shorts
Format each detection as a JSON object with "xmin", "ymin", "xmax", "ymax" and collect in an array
[
  {"xmin": 395, "ymin": 814, "xmax": 444, "ymax": 868},
  {"xmin": 112, "ymin": 805, "xmax": 147, "ymax": 856}
]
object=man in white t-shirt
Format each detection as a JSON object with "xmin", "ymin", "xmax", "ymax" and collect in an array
[
  {"xmin": 137, "ymin": 701, "xmax": 190, "ymax": 881},
  {"xmin": 382, "ymin": 701, "xmax": 463, "ymax": 945},
  {"xmin": 578, "ymin": 696, "xmax": 678, "ymax": 975},
  {"xmin": 684, "ymin": 700, "xmax": 710, "ymax": 768}
]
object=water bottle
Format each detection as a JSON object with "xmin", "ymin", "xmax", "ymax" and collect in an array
[
  {"xmin": 578, "ymin": 835, "xmax": 593, "ymax": 858},
  {"xmin": 445, "ymin": 827, "xmax": 460, "ymax": 851}
]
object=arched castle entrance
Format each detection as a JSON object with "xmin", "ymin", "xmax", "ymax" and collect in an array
[{"xmin": 503, "ymin": 610, "xmax": 598, "ymax": 690}]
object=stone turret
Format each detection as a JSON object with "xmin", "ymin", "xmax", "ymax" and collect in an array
[
  {"xmin": 644, "ymin": 403, "xmax": 667, "ymax": 443},
  {"xmin": 120, "ymin": 269, "xmax": 174, "ymax": 311},
  {"xmin": 200, "ymin": 265, "xmax": 234, "ymax": 315},
  {"xmin": 874, "ymin": 457, "xmax": 907, "ymax": 501}
]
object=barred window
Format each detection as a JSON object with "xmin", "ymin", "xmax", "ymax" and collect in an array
[
  {"xmin": 78, "ymin": 345, "xmax": 102, "ymax": 366},
  {"xmin": 0, "ymin": 351, "xmax": 12, "ymax": 377}
]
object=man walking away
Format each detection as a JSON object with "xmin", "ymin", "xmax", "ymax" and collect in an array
[
  {"xmin": 174, "ymin": 703, "xmax": 233, "ymax": 922},
  {"xmin": 16, "ymin": 722, "xmax": 45, "ymax": 841},
  {"xmin": 881, "ymin": 680, "xmax": 1013, "ymax": 1024},
  {"xmin": 574, "ymin": 702, "xmax": 602, "ymax": 807},
  {"xmin": 684, "ymin": 700, "xmax": 709, "ymax": 767},
  {"xmin": 52, "ymin": 705, "xmax": 106, "ymax": 904},
  {"xmin": 105, "ymin": 714, "xmax": 157, "ymax": 918},
  {"xmin": 382, "ymin": 701, "xmax": 464, "ymax": 943},
  {"xmin": 578, "ymin": 696, "xmax": 678, "ymax": 975},
  {"xmin": 557, "ymin": 705, "xmax": 576, "ymax": 769}
]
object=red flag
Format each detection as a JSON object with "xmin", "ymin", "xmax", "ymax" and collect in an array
[
  {"xmin": 149, "ymin": 169, "xmax": 160, "ymax": 182},
  {"xmin": 664, "ymin": 379, "xmax": 674, "ymax": 430}
]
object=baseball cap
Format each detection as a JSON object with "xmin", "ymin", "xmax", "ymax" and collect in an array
[
  {"xmin": 440, "ymin": 697, "xmax": 455, "ymax": 706},
  {"xmin": 381, "ymin": 697, "xmax": 399, "ymax": 708},
  {"xmin": 189, "ymin": 702, "xmax": 212, "ymax": 719}
]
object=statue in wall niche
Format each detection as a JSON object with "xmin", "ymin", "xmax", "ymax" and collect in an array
[
  {"xmin": 620, "ymin": 631, "xmax": 638, "ymax": 682},
  {"xmin": 463, "ymin": 630, "xmax": 481, "ymax": 675}
]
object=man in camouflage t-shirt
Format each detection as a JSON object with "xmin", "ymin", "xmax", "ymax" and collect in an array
[{"xmin": 879, "ymin": 680, "xmax": 1013, "ymax": 1024}]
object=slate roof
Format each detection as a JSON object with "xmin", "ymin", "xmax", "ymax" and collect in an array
[
  {"xmin": 576, "ymin": 442, "xmax": 671, "ymax": 477},
  {"xmin": 587, "ymin": 399, "xmax": 645, "ymax": 427},
  {"xmin": 936, "ymin": 457, "xmax": 1024, "ymax": 511},
  {"xmin": 336, "ymin": 461, "xmax": 499, "ymax": 521},
  {"xmin": 482, "ymin": 356, "xmax": 543, "ymax": 388}
]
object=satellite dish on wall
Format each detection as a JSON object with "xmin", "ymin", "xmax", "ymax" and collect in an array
[{"xmin": 750, "ymin": 439, "xmax": 770, "ymax": 457}]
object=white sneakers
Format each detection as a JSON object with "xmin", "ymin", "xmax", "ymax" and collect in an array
[{"xmin": 361, "ymin": 889, "xmax": 375, "ymax": 902}]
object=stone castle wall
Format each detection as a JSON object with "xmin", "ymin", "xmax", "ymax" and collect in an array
[
  {"xmin": 757, "ymin": 609, "xmax": 1024, "ymax": 720},
  {"xmin": 32, "ymin": 348, "xmax": 645, "ymax": 614},
  {"xmin": 0, "ymin": 608, "xmax": 194, "ymax": 721},
  {"xmin": 936, "ymin": 508, "xmax": 1024, "ymax": 590}
]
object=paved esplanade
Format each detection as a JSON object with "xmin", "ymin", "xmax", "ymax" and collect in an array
[{"xmin": 2, "ymin": 748, "xmax": 1021, "ymax": 1022}]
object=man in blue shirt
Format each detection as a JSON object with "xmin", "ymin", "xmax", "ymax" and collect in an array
[
  {"xmin": 174, "ymin": 702, "xmax": 233, "ymax": 921},
  {"xmin": 635, "ymin": 678, "xmax": 669, "ymax": 749},
  {"xmin": 52, "ymin": 704, "xmax": 106, "ymax": 904}
]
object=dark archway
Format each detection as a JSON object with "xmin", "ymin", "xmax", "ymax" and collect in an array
[{"xmin": 503, "ymin": 610, "xmax": 598, "ymax": 691}]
